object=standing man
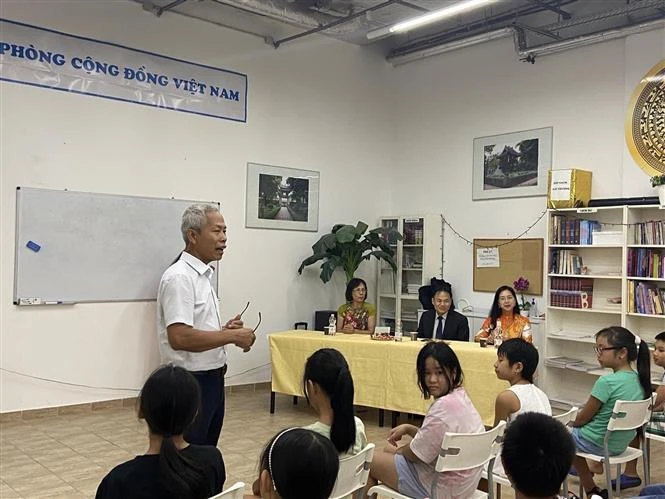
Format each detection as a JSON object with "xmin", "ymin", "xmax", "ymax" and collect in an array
[
  {"xmin": 157, "ymin": 203, "xmax": 256, "ymax": 446},
  {"xmin": 416, "ymin": 283, "xmax": 469, "ymax": 342}
]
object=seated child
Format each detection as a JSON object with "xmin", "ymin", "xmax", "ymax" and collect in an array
[
  {"xmin": 363, "ymin": 342, "xmax": 484, "ymax": 499},
  {"xmin": 96, "ymin": 365, "xmax": 225, "ymax": 499},
  {"xmin": 501, "ymin": 412, "xmax": 576, "ymax": 499},
  {"xmin": 570, "ymin": 326, "xmax": 651, "ymax": 499},
  {"xmin": 249, "ymin": 428, "xmax": 339, "ymax": 499},
  {"xmin": 492, "ymin": 338, "xmax": 551, "ymax": 476}
]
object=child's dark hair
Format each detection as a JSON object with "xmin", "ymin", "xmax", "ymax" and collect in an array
[
  {"xmin": 345, "ymin": 278, "xmax": 367, "ymax": 302},
  {"xmin": 139, "ymin": 365, "xmax": 208, "ymax": 499},
  {"xmin": 501, "ymin": 412, "xmax": 575, "ymax": 497},
  {"xmin": 489, "ymin": 285, "xmax": 520, "ymax": 329},
  {"xmin": 596, "ymin": 326, "xmax": 651, "ymax": 400},
  {"xmin": 416, "ymin": 342, "xmax": 464, "ymax": 399},
  {"xmin": 259, "ymin": 428, "xmax": 339, "ymax": 499},
  {"xmin": 497, "ymin": 338, "xmax": 539, "ymax": 383},
  {"xmin": 303, "ymin": 348, "xmax": 356, "ymax": 453},
  {"xmin": 656, "ymin": 331, "xmax": 665, "ymax": 342}
]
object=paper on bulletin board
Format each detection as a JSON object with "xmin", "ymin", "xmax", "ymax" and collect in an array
[
  {"xmin": 549, "ymin": 170, "xmax": 572, "ymax": 201},
  {"xmin": 476, "ymin": 247, "xmax": 500, "ymax": 268}
]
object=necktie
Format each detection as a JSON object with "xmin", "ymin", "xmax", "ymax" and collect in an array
[{"xmin": 436, "ymin": 316, "xmax": 443, "ymax": 339}]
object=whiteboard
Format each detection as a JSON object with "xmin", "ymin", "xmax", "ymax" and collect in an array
[{"xmin": 14, "ymin": 187, "xmax": 219, "ymax": 304}]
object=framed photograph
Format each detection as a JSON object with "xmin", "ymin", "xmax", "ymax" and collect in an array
[
  {"xmin": 245, "ymin": 162, "xmax": 320, "ymax": 231},
  {"xmin": 472, "ymin": 127, "xmax": 553, "ymax": 201}
]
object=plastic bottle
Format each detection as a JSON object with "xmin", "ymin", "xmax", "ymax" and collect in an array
[
  {"xmin": 395, "ymin": 320, "xmax": 403, "ymax": 341},
  {"xmin": 328, "ymin": 314, "xmax": 336, "ymax": 336},
  {"xmin": 530, "ymin": 298, "xmax": 538, "ymax": 317},
  {"xmin": 494, "ymin": 319, "xmax": 503, "ymax": 347}
]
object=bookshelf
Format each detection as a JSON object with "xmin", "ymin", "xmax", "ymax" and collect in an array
[
  {"xmin": 376, "ymin": 215, "xmax": 443, "ymax": 333},
  {"xmin": 543, "ymin": 205, "xmax": 665, "ymax": 409}
]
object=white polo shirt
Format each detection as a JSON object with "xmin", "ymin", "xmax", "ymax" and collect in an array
[{"xmin": 157, "ymin": 251, "xmax": 226, "ymax": 371}]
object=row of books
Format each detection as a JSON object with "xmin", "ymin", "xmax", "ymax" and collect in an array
[
  {"xmin": 550, "ymin": 278, "xmax": 594, "ymax": 308},
  {"xmin": 551, "ymin": 216, "xmax": 600, "ymax": 245},
  {"xmin": 627, "ymin": 248, "xmax": 664, "ymax": 278},
  {"xmin": 632, "ymin": 220, "xmax": 665, "ymax": 245},
  {"xmin": 549, "ymin": 249, "xmax": 584, "ymax": 275},
  {"xmin": 628, "ymin": 281, "xmax": 665, "ymax": 315}
]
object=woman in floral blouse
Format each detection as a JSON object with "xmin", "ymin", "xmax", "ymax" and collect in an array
[
  {"xmin": 337, "ymin": 278, "xmax": 376, "ymax": 334},
  {"xmin": 474, "ymin": 285, "xmax": 532, "ymax": 343}
]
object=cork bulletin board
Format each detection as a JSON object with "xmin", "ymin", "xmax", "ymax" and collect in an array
[{"xmin": 472, "ymin": 238, "xmax": 544, "ymax": 295}]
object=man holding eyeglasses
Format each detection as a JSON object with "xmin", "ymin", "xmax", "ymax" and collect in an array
[{"xmin": 157, "ymin": 204, "xmax": 256, "ymax": 446}]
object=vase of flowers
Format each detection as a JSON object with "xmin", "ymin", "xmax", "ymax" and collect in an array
[
  {"xmin": 652, "ymin": 175, "xmax": 665, "ymax": 207},
  {"xmin": 513, "ymin": 276, "xmax": 530, "ymax": 316}
]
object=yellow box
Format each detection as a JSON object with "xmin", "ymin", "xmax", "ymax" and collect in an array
[{"xmin": 547, "ymin": 169, "xmax": 592, "ymax": 208}]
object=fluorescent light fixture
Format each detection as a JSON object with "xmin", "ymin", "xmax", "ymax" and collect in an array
[{"xmin": 367, "ymin": 0, "xmax": 494, "ymax": 40}]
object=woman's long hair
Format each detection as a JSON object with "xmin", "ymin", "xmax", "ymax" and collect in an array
[
  {"xmin": 303, "ymin": 348, "xmax": 356, "ymax": 453},
  {"xmin": 489, "ymin": 285, "xmax": 520, "ymax": 330},
  {"xmin": 596, "ymin": 326, "xmax": 651, "ymax": 399},
  {"xmin": 139, "ymin": 365, "xmax": 207, "ymax": 499}
]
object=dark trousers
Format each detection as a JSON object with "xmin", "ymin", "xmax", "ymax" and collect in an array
[{"xmin": 185, "ymin": 365, "xmax": 226, "ymax": 446}]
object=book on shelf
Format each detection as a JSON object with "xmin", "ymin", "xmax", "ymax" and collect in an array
[
  {"xmin": 549, "ymin": 277, "xmax": 594, "ymax": 308},
  {"xmin": 633, "ymin": 220, "xmax": 665, "ymax": 245},
  {"xmin": 628, "ymin": 280, "xmax": 665, "ymax": 315},
  {"xmin": 545, "ymin": 356, "xmax": 584, "ymax": 368},
  {"xmin": 627, "ymin": 248, "xmax": 664, "ymax": 278},
  {"xmin": 549, "ymin": 330, "xmax": 594, "ymax": 340},
  {"xmin": 549, "ymin": 249, "xmax": 584, "ymax": 274},
  {"xmin": 550, "ymin": 216, "xmax": 599, "ymax": 245}
]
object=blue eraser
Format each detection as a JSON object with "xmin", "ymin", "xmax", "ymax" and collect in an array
[{"xmin": 26, "ymin": 240, "xmax": 41, "ymax": 252}]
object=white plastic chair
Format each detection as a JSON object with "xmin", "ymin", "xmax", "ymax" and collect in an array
[
  {"xmin": 368, "ymin": 420, "xmax": 506, "ymax": 499},
  {"xmin": 209, "ymin": 481, "xmax": 245, "ymax": 499},
  {"xmin": 552, "ymin": 406, "xmax": 579, "ymax": 497},
  {"xmin": 330, "ymin": 443, "xmax": 375, "ymax": 499},
  {"xmin": 645, "ymin": 426, "xmax": 665, "ymax": 483},
  {"xmin": 576, "ymin": 395, "xmax": 654, "ymax": 499}
]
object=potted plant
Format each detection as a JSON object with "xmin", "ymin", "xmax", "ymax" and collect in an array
[
  {"xmin": 298, "ymin": 221, "xmax": 402, "ymax": 283},
  {"xmin": 513, "ymin": 276, "xmax": 531, "ymax": 316},
  {"xmin": 651, "ymin": 174, "xmax": 665, "ymax": 206}
]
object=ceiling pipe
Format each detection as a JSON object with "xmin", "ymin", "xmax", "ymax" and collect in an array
[{"xmin": 388, "ymin": 16, "xmax": 664, "ymax": 66}]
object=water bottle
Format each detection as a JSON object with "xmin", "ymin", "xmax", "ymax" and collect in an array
[
  {"xmin": 395, "ymin": 320, "xmax": 403, "ymax": 341},
  {"xmin": 494, "ymin": 319, "xmax": 503, "ymax": 347},
  {"xmin": 328, "ymin": 314, "xmax": 336, "ymax": 336},
  {"xmin": 530, "ymin": 298, "xmax": 538, "ymax": 317}
]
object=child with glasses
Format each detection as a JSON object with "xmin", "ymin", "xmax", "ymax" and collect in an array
[{"xmin": 569, "ymin": 326, "xmax": 651, "ymax": 499}]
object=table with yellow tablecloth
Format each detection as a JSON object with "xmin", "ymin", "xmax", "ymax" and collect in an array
[{"xmin": 268, "ymin": 331, "xmax": 508, "ymax": 426}]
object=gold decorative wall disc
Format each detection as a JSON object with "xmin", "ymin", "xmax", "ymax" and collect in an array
[{"xmin": 625, "ymin": 60, "xmax": 665, "ymax": 176}]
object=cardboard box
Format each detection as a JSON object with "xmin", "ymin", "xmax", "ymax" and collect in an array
[{"xmin": 547, "ymin": 169, "xmax": 592, "ymax": 208}]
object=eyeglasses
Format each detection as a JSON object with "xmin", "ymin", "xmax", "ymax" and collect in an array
[
  {"xmin": 252, "ymin": 312, "xmax": 262, "ymax": 334},
  {"xmin": 594, "ymin": 346, "xmax": 621, "ymax": 355}
]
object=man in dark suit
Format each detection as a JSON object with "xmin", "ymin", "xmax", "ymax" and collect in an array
[{"xmin": 416, "ymin": 285, "xmax": 469, "ymax": 341}]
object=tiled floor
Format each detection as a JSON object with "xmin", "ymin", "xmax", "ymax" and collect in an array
[{"xmin": 1, "ymin": 387, "xmax": 664, "ymax": 498}]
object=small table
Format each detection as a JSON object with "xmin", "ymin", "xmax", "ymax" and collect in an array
[{"xmin": 268, "ymin": 331, "xmax": 508, "ymax": 426}]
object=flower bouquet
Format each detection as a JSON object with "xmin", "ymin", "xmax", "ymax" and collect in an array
[{"xmin": 513, "ymin": 276, "xmax": 530, "ymax": 313}]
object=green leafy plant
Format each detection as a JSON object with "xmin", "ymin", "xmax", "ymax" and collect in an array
[
  {"xmin": 298, "ymin": 221, "xmax": 403, "ymax": 284},
  {"xmin": 651, "ymin": 174, "xmax": 665, "ymax": 187}
]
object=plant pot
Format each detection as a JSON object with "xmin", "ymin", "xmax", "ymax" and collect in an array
[
  {"xmin": 658, "ymin": 184, "xmax": 665, "ymax": 208},
  {"xmin": 520, "ymin": 310, "xmax": 530, "ymax": 317}
]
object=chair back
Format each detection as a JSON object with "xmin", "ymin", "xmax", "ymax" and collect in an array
[
  {"xmin": 209, "ymin": 481, "xmax": 245, "ymax": 499},
  {"xmin": 294, "ymin": 321, "xmax": 308, "ymax": 330},
  {"xmin": 606, "ymin": 395, "xmax": 654, "ymax": 432},
  {"xmin": 329, "ymin": 443, "xmax": 375, "ymax": 499},
  {"xmin": 553, "ymin": 406, "xmax": 579, "ymax": 428},
  {"xmin": 435, "ymin": 420, "xmax": 506, "ymax": 473}
]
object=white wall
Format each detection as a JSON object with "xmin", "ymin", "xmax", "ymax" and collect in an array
[
  {"xmin": 0, "ymin": 1, "xmax": 394, "ymax": 411},
  {"xmin": 389, "ymin": 28, "xmax": 665, "ymax": 312}
]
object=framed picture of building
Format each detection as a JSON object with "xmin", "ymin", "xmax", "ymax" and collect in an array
[
  {"xmin": 245, "ymin": 162, "xmax": 320, "ymax": 231},
  {"xmin": 472, "ymin": 127, "xmax": 553, "ymax": 201}
]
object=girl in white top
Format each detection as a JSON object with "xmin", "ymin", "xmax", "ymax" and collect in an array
[{"xmin": 492, "ymin": 338, "xmax": 551, "ymax": 477}]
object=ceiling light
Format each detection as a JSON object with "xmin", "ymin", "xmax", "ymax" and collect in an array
[{"xmin": 367, "ymin": 0, "xmax": 495, "ymax": 41}]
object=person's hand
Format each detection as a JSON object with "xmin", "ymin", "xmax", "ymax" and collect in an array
[
  {"xmin": 383, "ymin": 443, "xmax": 398, "ymax": 454},
  {"xmin": 225, "ymin": 314, "xmax": 243, "ymax": 329},
  {"xmin": 342, "ymin": 323, "xmax": 354, "ymax": 333},
  {"xmin": 387, "ymin": 424, "xmax": 410, "ymax": 446},
  {"xmin": 233, "ymin": 328, "xmax": 256, "ymax": 350}
]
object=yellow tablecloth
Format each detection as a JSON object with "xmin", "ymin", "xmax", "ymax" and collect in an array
[{"xmin": 269, "ymin": 331, "xmax": 508, "ymax": 425}]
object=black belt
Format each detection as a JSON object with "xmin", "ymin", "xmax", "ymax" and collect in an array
[{"xmin": 191, "ymin": 365, "xmax": 227, "ymax": 376}]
